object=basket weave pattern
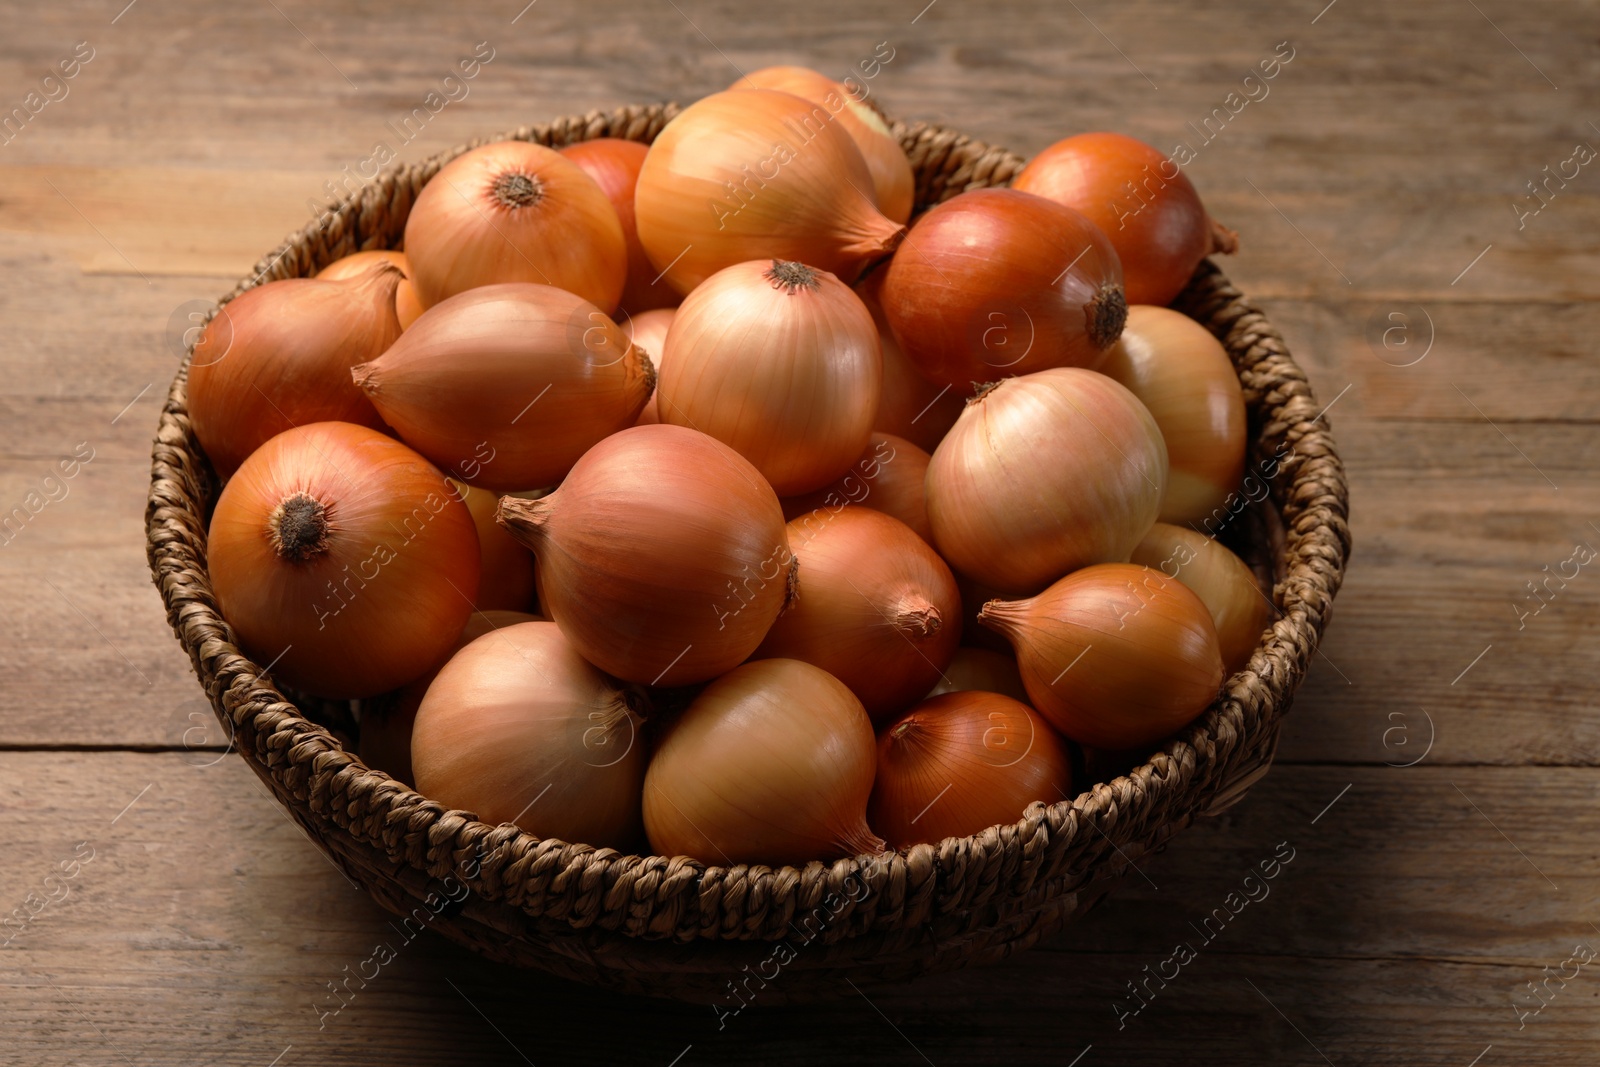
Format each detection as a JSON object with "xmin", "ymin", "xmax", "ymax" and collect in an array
[{"xmin": 145, "ymin": 103, "xmax": 1350, "ymax": 1001}]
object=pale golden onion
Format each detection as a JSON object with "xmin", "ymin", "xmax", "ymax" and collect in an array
[
  {"xmin": 623, "ymin": 307, "xmax": 676, "ymax": 425},
  {"xmin": 781, "ymin": 432, "xmax": 932, "ymax": 544},
  {"xmin": 317, "ymin": 249, "xmax": 425, "ymax": 330},
  {"xmin": 926, "ymin": 647, "xmax": 1030, "ymax": 704},
  {"xmin": 1130, "ymin": 522, "xmax": 1271, "ymax": 674},
  {"xmin": 858, "ymin": 271, "xmax": 965, "ymax": 452}
]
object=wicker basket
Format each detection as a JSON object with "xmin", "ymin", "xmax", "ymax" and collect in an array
[{"xmin": 144, "ymin": 103, "xmax": 1350, "ymax": 1003}]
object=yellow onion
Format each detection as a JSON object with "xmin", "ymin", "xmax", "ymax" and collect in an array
[
  {"xmin": 927, "ymin": 647, "xmax": 1030, "ymax": 704},
  {"xmin": 411, "ymin": 621, "xmax": 647, "ymax": 849},
  {"xmin": 623, "ymin": 307, "xmax": 676, "ymax": 425},
  {"xmin": 317, "ymin": 249, "xmax": 424, "ymax": 329},
  {"xmin": 859, "ymin": 271, "xmax": 965, "ymax": 452},
  {"xmin": 351, "ymin": 283, "xmax": 653, "ymax": 491},
  {"xmin": 869, "ymin": 692, "xmax": 1070, "ymax": 848},
  {"xmin": 1099, "ymin": 306, "xmax": 1246, "ymax": 524},
  {"xmin": 403, "ymin": 140, "xmax": 627, "ymax": 312},
  {"xmin": 1130, "ymin": 523, "xmax": 1270, "ymax": 675},
  {"xmin": 730, "ymin": 65, "xmax": 914, "ymax": 223},
  {"xmin": 979, "ymin": 563, "xmax": 1224, "ymax": 749},
  {"xmin": 558, "ymin": 138, "xmax": 679, "ymax": 312},
  {"xmin": 658, "ymin": 259, "xmax": 881, "ymax": 495},
  {"xmin": 452, "ymin": 482, "xmax": 537, "ymax": 612},
  {"xmin": 642, "ymin": 658, "xmax": 884, "ymax": 865},
  {"xmin": 497, "ymin": 425, "xmax": 792, "ymax": 686},
  {"xmin": 781, "ymin": 432, "xmax": 932, "ymax": 544},
  {"xmin": 926, "ymin": 368, "xmax": 1167, "ymax": 592},
  {"xmin": 757, "ymin": 506, "xmax": 960, "ymax": 722},
  {"xmin": 635, "ymin": 89, "xmax": 905, "ymax": 294}
]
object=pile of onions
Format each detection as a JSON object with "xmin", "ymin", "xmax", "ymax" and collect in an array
[
  {"xmin": 411, "ymin": 621, "xmax": 647, "ymax": 849},
  {"xmin": 559, "ymin": 138, "xmax": 678, "ymax": 313},
  {"xmin": 497, "ymin": 424, "xmax": 792, "ymax": 686},
  {"xmin": 634, "ymin": 90, "xmax": 905, "ymax": 294},
  {"xmin": 188, "ymin": 266, "xmax": 402, "ymax": 476},
  {"xmin": 979, "ymin": 563, "xmax": 1225, "ymax": 749},
  {"xmin": 926, "ymin": 368, "xmax": 1168, "ymax": 592},
  {"xmin": 781, "ymin": 432, "xmax": 932, "ymax": 544},
  {"xmin": 207, "ymin": 422, "xmax": 481, "ymax": 699},
  {"xmin": 869, "ymin": 692, "xmax": 1070, "ymax": 848},
  {"xmin": 1130, "ymin": 523, "xmax": 1271, "ymax": 674},
  {"xmin": 657, "ymin": 259, "xmax": 881, "ymax": 495},
  {"xmin": 757, "ymin": 506, "xmax": 960, "ymax": 720},
  {"xmin": 643, "ymin": 658, "xmax": 883, "ymax": 865},
  {"xmin": 318, "ymin": 250, "xmax": 425, "ymax": 329}
]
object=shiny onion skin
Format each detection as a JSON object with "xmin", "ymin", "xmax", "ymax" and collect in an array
[
  {"xmin": 623, "ymin": 307, "xmax": 675, "ymax": 425},
  {"xmin": 642, "ymin": 658, "xmax": 884, "ymax": 866},
  {"xmin": 869, "ymin": 691, "xmax": 1070, "ymax": 848},
  {"xmin": 559, "ymin": 138, "xmax": 679, "ymax": 313},
  {"xmin": 188, "ymin": 267, "xmax": 402, "ymax": 477},
  {"xmin": 756, "ymin": 506, "xmax": 961, "ymax": 722},
  {"xmin": 781, "ymin": 432, "xmax": 933, "ymax": 544},
  {"xmin": 926, "ymin": 647, "xmax": 1030, "ymax": 704},
  {"xmin": 634, "ymin": 90, "xmax": 906, "ymax": 294},
  {"xmin": 658, "ymin": 260, "xmax": 881, "ymax": 495},
  {"xmin": 879, "ymin": 188, "xmax": 1127, "ymax": 389},
  {"xmin": 979, "ymin": 563, "xmax": 1225, "ymax": 749},
  {"xmin": 730, "ymin": 66, "xmax": 914, "ymax": 223},
  {"xmin": 1131, "ymin": 523, "xmax": 1271, "ymax": 675},
  {"xmin": 453, "ymin": 482, "xmax": 537, "ymax": 612},
  {"xmin": 497, "ymin": 425, "xmax": 793, "ymax": 687},
  {"xmin": 351, "ymin": 284, "xmax": 654, "ymax": 491},
  {"xmin": 1012, "ymin": 133, "xmax": 1238, "ymax": 307},
  {"xmin": 1100, "ymin": 306, "xmax": 1247, "ymax": 524},
  {"xmin": 317, "ymin": 249, "xmax": 424, "ymax": 329},
  {"xmin": 403, "ymin": 141, "xmax": 627, "ymax": 313},
  {"xmin": 858, "ymin": 270, "xmax": 965, "ymax": 452},
  {"xmin": 411, "ymin": 621, "xmax": 647, "ymax": 850},
  {"xmin": 208, "ymin": 422, "xmax": 481, "ymax": 700},
  {"xmin": 926, "ymin": 369, "xmax": 1168, "ymax": 592}
]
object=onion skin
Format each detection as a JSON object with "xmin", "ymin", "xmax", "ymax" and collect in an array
[
  {"xmin": 404, "ymin": 141, "xmax": 627, "ymax": 313},
  {"xmin": 208, "ymin": 422, "xmax": 481, "ymax": 700},
  {"xmin": 858, "ymin": 270, "xmax": 965, "ymax": 452},
  {"xmin": 979, "ymin": 563, "xmax": 1225, "ymax": 749},
  {"xmin": 1100, "ymin": 306, "xmax": 1247, "ymax": 524},
  {"xmin": 869, "ymin": 692, "xmax": 1070, "ymax": 848},
  {"xmin": 559, "ymin": 138, "xmax": 679, "ymax": 313},
  {"xmin": 635, "ymin": 90, "xmax": 906, "ymax": 294},
  {"xmin": 623, "ymin": 307, "xmax": 676, "ymax": 425},
  {"xmin": 497, "ymin": 424, "xmax": 793, "ymax": 687},
  {"xmin": 317, "ymin": 250, "xmax": 424, "ymax": 329},
  {"xmin": 642, "ymin": 658, "xmax": 884, "ymax": 866},
  {"xmin": 781, "ymin": 432, "xmax": 932, "ymax": 544},
  {"xmin": 757, "ymin": 506, "xmax": 961, "ymax": 722},
  {"xmin": 453, "ymin": 482, "xmax": 537, "ymax": 612},
  {"xmin": 411, "ymin": 621, "xmax": 647, "ymax": 850},
  {"xmin": 879, "ymin": 188, "xmax": 1126, "ymax": 389},
  {"xmin": 926, "ymin": 368, "xmax": 1168, "ymax": 592},
  {"xmin": 351, "ymin": 283, "xmax": 654, "ymax": 491},
  {"xmin": 1130, "ymin": 523, "xmax": 1270, "ymax": 675},
  {"xmin": 188, "ymin": 268, "xmax": 402, "ymax": 477},
  {"xmin": 1012, "ymin": 133, "xmax": 1237, "ymax": 307},
  {"xmin": 927, "ymin": 647, "xmax": 1030, "ymax": 704}
]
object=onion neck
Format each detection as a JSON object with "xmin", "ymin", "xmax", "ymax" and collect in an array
[
  {"xmin": 975, "ymin": 597, "xmax": 1027, "ymax": 639},
  {"xmin": 268, "ymin": 492, "xmax": 331, "ymax": 562},
  {"xmin": 1208, "ymin": 216, "xmax": 1240, "ymax": 255},
  {"xmin": 1084, "ymin": 283, "xmax": 1128, "ymax": 350},
  {"xmin": 491, "ymin": 171, "xmax": 543, "ymax": 209},
  {"xmin": 496, "ymin": 495, "xmax": 553, "ymax": 549}
]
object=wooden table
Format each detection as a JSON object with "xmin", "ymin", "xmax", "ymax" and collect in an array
[{"xmin": 3, "ymin": 1, "xmax": 1596, "ymax": 1063}]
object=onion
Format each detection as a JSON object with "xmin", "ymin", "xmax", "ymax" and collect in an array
[
  {"xmin": 953, "ymin": 570, "xmax": 1038, "ymax": 653},
  {"xmin": 869, "ymin": 692, "xmax": 1070, "ymax": 848},
  {"xmin": 497, "ymin": 424, "xmax": 792, "ymax": 686},
  {"xmin": 411, "ymin": 621, "xmax": 646, "ymax": 849},
  {"xmin": 351, "ymin": 283, "xmax": 654, "ymax": 491},
  {"xmin": 634, "ymin": 89, "xmax": 905, "ymax": 294},
  {"xmin": 403, "ymin": 140, "xmax": 627, "ymax": 313},
  {"xmin": 730, "ymin": 66, "xmax": 914, "ymax": 223},
  {"xmin": 1100, "ymin": 306, "xmax": 1246, "ymax": 524},
  {"xmin": 756, "ymin": 506, "xmax": 960, "ymax": 722},
  {"xmin": 1130, "ymin": 523, "xmax": 1270, "ymax": 675},
  {"xmin": 452, "ymin": 482, "xmax": 537, "ymax": 612},
  {"xmin": 559, "ymin": 138, "xmax": 678, "ymax": 313},
  {"xmin": 642, "ymin": 658, "xmax": 883, "ymax": 865},
  {"xmin": 187, "ymin": 267, "xmax": 402, "ymax": 477},
  {"xmin": 781, "ymin": 432, "xmax": 932, "ymax": 544},
  {"xmin": 926, "ymin": 368, "xmax": 1168, "ymax": 592},
  {"xmin": 858, "ymin": 271, "xmax": 964, "ymax": 452},
  {"xmin": 317, "ymin": 249, "xmax": 424, "ymax": 329},
  {"xmin": 657, "ymin": 259, "xmax": 881, "ymax": 495},
  {"xmin": 978, "ymin": 563, "xmax": 1224, "ymax": 749},
  {"xmin": 879, "ymin": 188, "xmax": 1126, "ymax": 389},
  {"xmin": 927, "ymin": 647, "xmax": 1030, "ymax": 704},
  {"xmin": 1012, "ymin": 132, "xmax": 1238, "ymax": 306},
  {"xmin": 623, "ymin": 307, "xmax": 676, "ymax": 425},
  {"xmin": 207, "ymin": 422, "xmax": 481, "ymax": 699}
]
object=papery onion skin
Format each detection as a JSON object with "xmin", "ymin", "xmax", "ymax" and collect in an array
[
  {"xmin": 559, "ymin": 138, "xmax": 679, "ymax": 313},
  {"xmin": 879, "ymin": 188, "xmax": 1126, "ymax": 390},
  {"xmin": 926, "ymin": 368, "xmax": 1168, "ymax": 592},
  {"xmin": 857, "ymin": 270, "xmax": 965, "ymax": 452},
  {"xmin": 635, "ymin": 90, "xmax": 906, "ymax": 294},
  {"xmin": 188, "ymin": 268, "xmax": 402, "ymax": 477},
  {"xmin": 781, "ymin": 432, "xmax": 932, "ymax": 544},
  {"xmin": 926, "ymin": 647, "xmax": 1030, "ymax": 704},
  {"xmin": 208, "ymin": 422, "xmax": 481, "ymax": 700},
  {"xmin": 1012, "ymin": 132, "xmax": 1237, "ymax": 307},
  {"xmin": 1130, "ymin": 523, "xmax": 1270, "ymax": 675},
  {"xmin": 411, "ymin": 621, "xmax": 647, "ymax": 850},
  {"xmin": 623, "ymin": 307, "xmax": 676, "ymax": 425},
  {"xmin": 351, "ymin": 283, "xmax": 653, "ymax": 491},
  {"xmin": 979, "ymin": 563, "xmax": 1225, "ymax": 749},
  {"xmin": 869, "ymin": 691, "xmax": 1070, "ymax": 848},
  {"xmin": 497, "ymin": 424, "xmax": 793, "ymax": 687},
  {"xmin": 658, "ymin": 259, "xmax": 881, "ymax": 495},
  {"xmin": 317, "ymin": 250, "xmax": 424, "ymax": 329},
  {"xmin": 642, "ymin": 658, "xmax": 884, "ymax": 866},
  {"xmin": 1099, "ymin": 306, "xmax": 1247, "ymax": 524},
  {"xmin": 404, "ymin": 140, "xmax": 627, "ymax": 313},
  {"xmin": 757, "ymin": 506, "xmax": 961, "ymax": 722},
  {"xmin": 452, "ymin": 482, "xmax": 537, "ymax": 612}
]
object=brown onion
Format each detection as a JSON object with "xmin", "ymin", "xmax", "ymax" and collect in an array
[
  {"xmin": 781, "ymin": 432, "xmax": 932, "ymax": 544},
  {"xmin": 1130, "ymin": 523, "xmax": 1271, "ymax": 675},
  {"xmin": 559, "ymin": 138, "xmax": 679, "ymax": 313},
  {"xmin": 317, "ymin": 250, "xmax": 424, "ymax": 329},
  {"xmin": 927, "ymin": 647, "xmax": 1030, "ymax": 704}
]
